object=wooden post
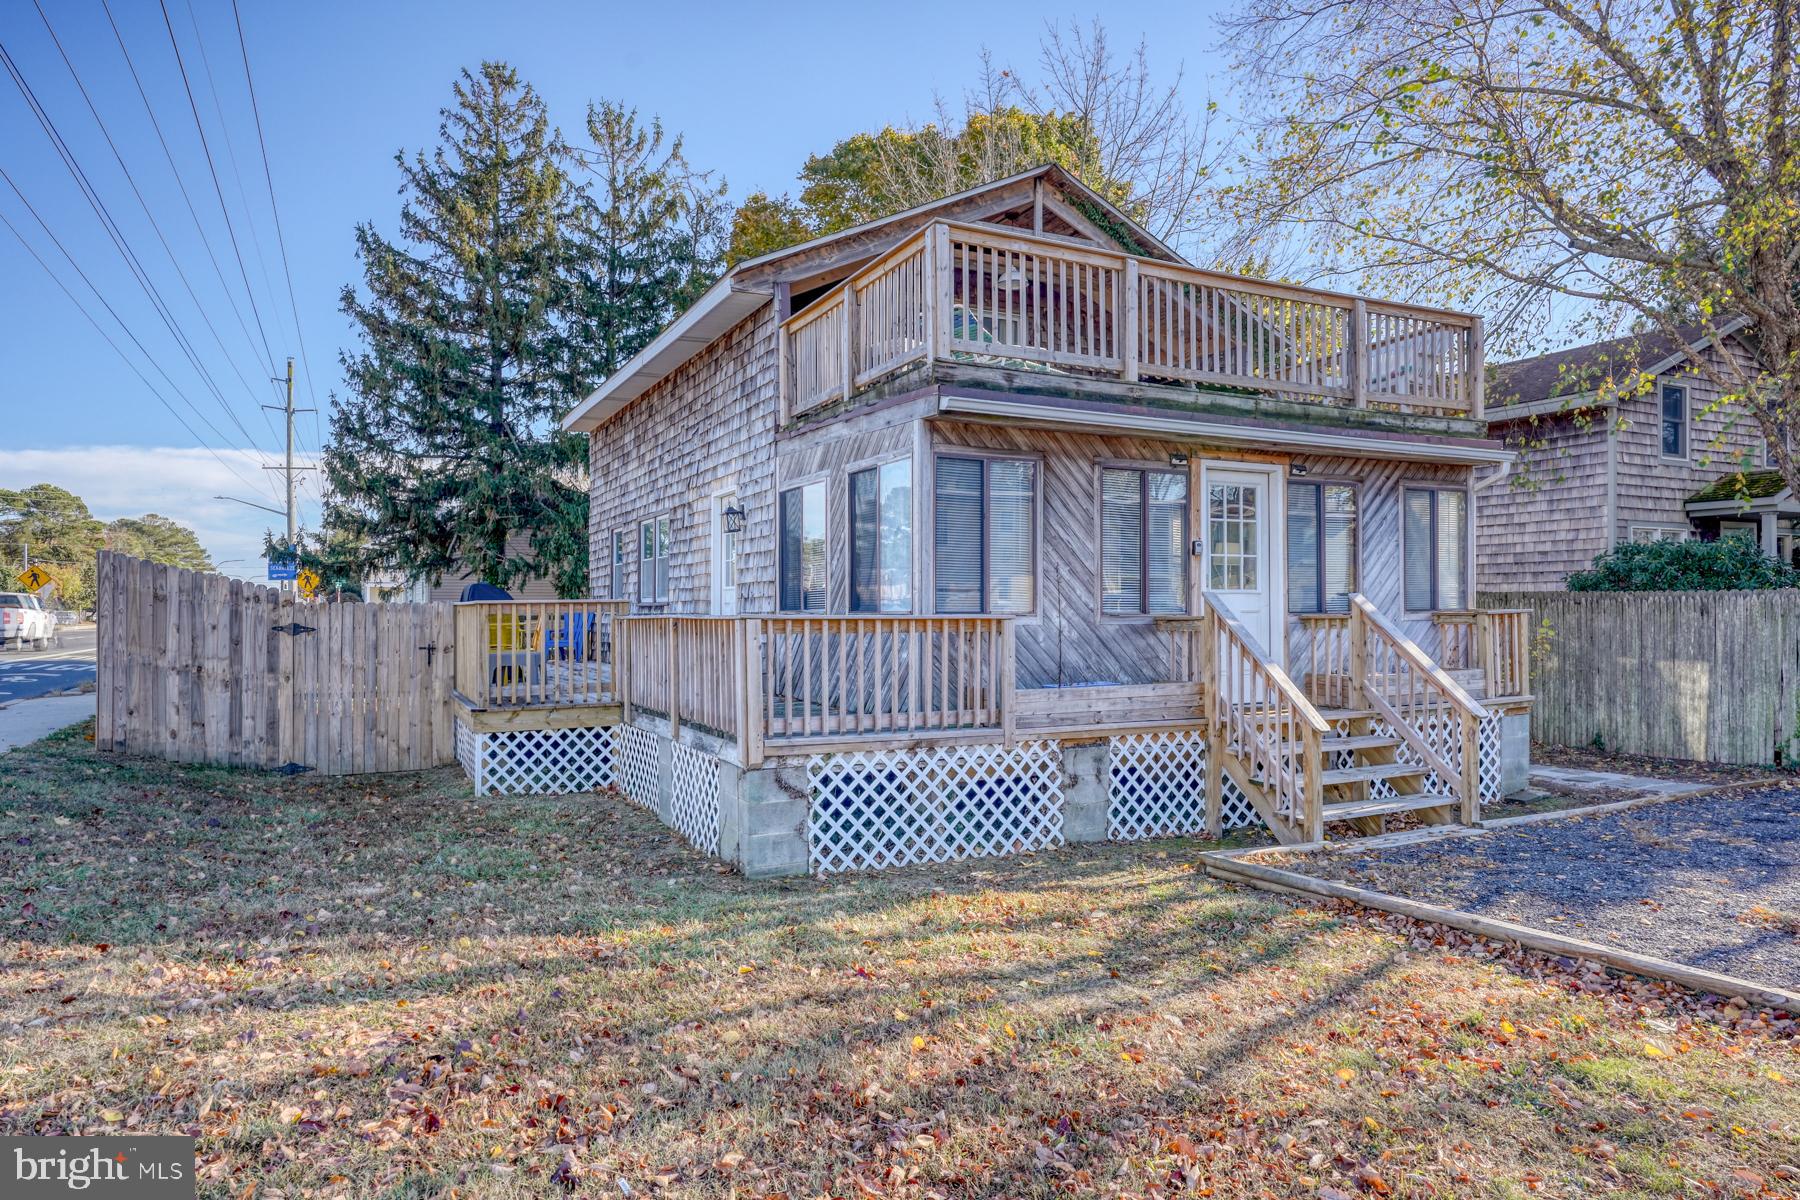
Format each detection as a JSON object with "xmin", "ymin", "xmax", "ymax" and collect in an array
[
  {"xmin": 743, "ymin": 617, "xmax": 765, "ymax": 767},
  {"xmin": 1000, "ymin": 620, "xmax": 1017, "ymax": 747},
  {"xmin": 666, "ymin": 617, "xmax": 680, "ymax": 741},
  {"xmin": 1469, "ymin": 315, "xmax": 1486, "ymax": 419},
  {"xmin": 1459, "ymin": 713, "xmax": 1482, "ymax": 825},
  {"xmin": 841, "ymin": 285, "xmax": 857, "ymax": 402},
  {"xmin": 1302, "ymin": 722, "xmax": 1325, "ymax": 844},
  {"xmin": 776, "ymin": 315, "xmax": 793, "ymax": 425},
  {"xmin": 1121, "ymin": 258, "xmax": 1140, "ymax": 383},
  {"xmin": 1348, "ymin": 601, "xmax": 1368, "ymax": 708},
  {"xmin": 929, "ymin": 223, "xmax": 952, "ymax": 363},
  {"xmin": 1202, "ymin": 605, "xmax": 1223, "ymax": 836},
  {"xmin": 618, "ymin": 617, "xmax": 633, "ymax": 725},
  {"xmin": 1350, "ymin": 298, "xmax": 1369, "ymax": 409}
]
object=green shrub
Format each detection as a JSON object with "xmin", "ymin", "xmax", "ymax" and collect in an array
[{"xmin": 1567, "ymin": 536, "xmax": 1800, "ymax": 591}]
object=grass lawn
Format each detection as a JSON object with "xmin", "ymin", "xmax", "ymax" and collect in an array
[{"xmin": 1, "ymin": 726, "xmax": 1795, "ymax": 1199}]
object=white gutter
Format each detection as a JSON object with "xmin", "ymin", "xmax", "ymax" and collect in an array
[{"xmin": 937, "ymin": 394, "xmax": 1515, "ymax": 466}]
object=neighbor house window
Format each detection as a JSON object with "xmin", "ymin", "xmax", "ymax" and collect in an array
[
  {"xmin": 1661, "ymin": 383, "xmax": 1688, "ymax": 458},
  {"xmin": 1403, "ymin": 488, "xmax": 1468, "ymax": 611},
  {"xmin": 1100, "ymin": 467, "xmax": 1187, "ymax": 615},
  {"xmin": 850, "ymin": 459, "xmax": 912, "ymax": 612},
  {"xmin": 933, "ymin": 455, "xmax": 1036, "ymax": 614},
  {"xmin": 778, "ymin": 482, "xmax": 827, "ymax": 612},
  {"xmin": 1630, "ymin": 525, "xmax": 1692, "ymax": 544},
  {"xmin": 610, "ymin": 530, "xmax": 628, "ymax": 600},
  {"xmin": 638, "ymin": 516, "xmax": 670, "ymax": 605},
  {"xmin": 1287, "ymin": 482, "xmax": 1358, "ymax": 614}
]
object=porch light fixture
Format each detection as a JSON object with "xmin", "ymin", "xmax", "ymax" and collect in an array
[
  {"xmin": 1290, "ymin": 464, "xmax": 1310, "ymax": 477},
  {"xmin": 722, "ymin": 504, "xmax": 747, "ymax": 533},
  {"xmin": 1168, "ymin": 452, "xmax": 1189, "ymax": 467}
]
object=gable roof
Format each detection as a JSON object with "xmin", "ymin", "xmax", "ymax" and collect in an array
[
  {"xmin": 1486, "ymin": 316, "xmax": 1753, "ymax": 420},
  {"xmin": 561, "ymin": 164, "xmax": 1178, "ymax": 434}
]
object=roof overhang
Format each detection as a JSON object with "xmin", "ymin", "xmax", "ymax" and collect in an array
[
  {"xmin": 937, "ymin": 394, "xmax": 1514, "ymax": 466},
  {"xmin": 561, "ymin": 277, "xmax": 769, "ymax": 433},
  {"xmin": 1485, "ymin": 390, "xmax": 1615, "ymax": 423},
  {"xmin": 1685, "ymin": 493, "xmax": 1795, "ymax": 516}
]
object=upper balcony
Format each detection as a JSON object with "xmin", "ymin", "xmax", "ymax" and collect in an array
[{"xmin": 779, "ymin": 219, "xmax": 1485, "ymax": 427}]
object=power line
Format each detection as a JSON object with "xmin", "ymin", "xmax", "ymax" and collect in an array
[
  {"xmin": 28, "ymin": 0, "xmax": 280, "ymax": 454},
  {"xmin": 97, "ymin": 0, "xmax": 275, "ymax": 407},
  {"xmin": 0, "ymin": 37, "xmax": 276, "ymax": 470},
  {"xmin": 229, "ymin": 0, "xmax": 327, "ymax": 458},
  {"xmin": 155, "ymin": 0, "xmax": 281, "ymax": 387},
  {"xmin": 0, "ymin": 206, "xmax": 279, "ymax": 504}
]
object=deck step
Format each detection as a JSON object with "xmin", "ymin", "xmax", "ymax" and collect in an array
[
  {"xmin": 1320, "ymin": 733, "xmax": 1401, "ymax": 753},
  {"xmin": 1322, "ymin": 794, "xmax": 1460, "ymax": 822},
  {"xmin": 1315, "ymin": 707, "xmax": 1377, "ymax": 722},
  {"xmin": 1318, "ymin": 761, "xmax": 1429, "ymax": 787}
]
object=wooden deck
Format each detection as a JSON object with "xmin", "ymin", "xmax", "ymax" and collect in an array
[{"xmin": 781, "ymin": 219, "xmax": 1484, "ymax": 424}]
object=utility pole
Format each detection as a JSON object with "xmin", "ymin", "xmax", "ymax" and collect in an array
[{"xmin": 262, "ymin": 357, "xmax": 314, "ymax": 592}]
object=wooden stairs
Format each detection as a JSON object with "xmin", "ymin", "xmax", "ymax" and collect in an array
[{"xmin": 1315, "ymin": 707, "xmax": 1460, "ymax": 836}]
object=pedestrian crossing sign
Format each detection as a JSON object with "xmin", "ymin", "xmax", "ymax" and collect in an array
[{"xmin": 15, "ymin": 564, "xmax": 51, "ymax": 592}]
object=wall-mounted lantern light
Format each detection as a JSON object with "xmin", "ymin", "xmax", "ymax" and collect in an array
[{"xmin": 722, "ymin": 504, "xmax": 747, "ymax": 533}]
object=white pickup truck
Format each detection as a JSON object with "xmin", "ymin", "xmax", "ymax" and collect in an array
[{"xmin": 0, "ymin": 592, "xmax": 55, "ymax": 651}]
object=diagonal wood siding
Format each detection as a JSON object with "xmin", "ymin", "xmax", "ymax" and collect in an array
[
  {"xmin": 1482, "ymin": 589, "xmax": 1800, "ymax": 766},
  {"xmin": 95, "ymin": 552, "xmax": 457, "ymax": 775}
]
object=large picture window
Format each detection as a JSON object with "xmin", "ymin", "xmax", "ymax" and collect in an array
[
  {"xmin": 1100, "ymin": 467, "xmax": 1187, "ymax": 615},
  {"xmin": 933, "ymin": 455, "xmax": 1036, "ymax": 615},
  {"xmin": 778, "ymin": 482, "xmax": 827, "ymax": 612},
  {"xmin": 1286, "ymin": 482, "xmax": 1357, "ymax": 614},
  {"xmin": 638, "ymin": 515, "xmax": 670, "ymax": 606},
  {"xmin": 1403, "ymin": 488, "xmax": 1468, "ymax": 611},
  {"xmin": 850, "ymin": 459, "xmax": 912, "ymax": 612}
]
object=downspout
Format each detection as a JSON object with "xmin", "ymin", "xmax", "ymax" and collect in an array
[{"xmin": 1603, "ymin": 421, "xmax": 1619, "ymax": 551}]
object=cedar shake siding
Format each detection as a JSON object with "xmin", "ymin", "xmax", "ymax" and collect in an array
[
  {"xmin": 1477, "ymin": 417, "xmax": 1610, "ymax": 591},
  {"xmin": 586, "ymin": 307, "xmax": 779, "ymax": 611},
  {"xmin": 1479, "ymin": 334, "xmax": 1766, "ymax": 591}
]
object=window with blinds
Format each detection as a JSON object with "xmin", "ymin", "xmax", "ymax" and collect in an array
[
  {"xmin": 933, "ymin": 455, "xmax": 1036, "ymax": 614},
  {"xmin": 850, "ymin": 459, "xmax": 912, "ymax": 612},
  {"xmin": 1286, "ymin": 482, "xmax": 1357, "ymax": 613},
  {"xmin": 638, "ymin": 516, "xmax": 670, "ymax": 605},
  {"xmin": 778, "ymin": 483, "xmax": 827, "ymax": 612},
  {"xmin": 1101, "ymin": 467, "xmax": 1188, "ymax": 615},
  {"xmin": 1403, "ymin": 487, "xmax": 1467, "ymax": 611}
]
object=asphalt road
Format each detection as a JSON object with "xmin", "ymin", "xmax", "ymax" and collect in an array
[{"xmin": 0, "ymin": 624, "xmax": 97, "ymax": 703}]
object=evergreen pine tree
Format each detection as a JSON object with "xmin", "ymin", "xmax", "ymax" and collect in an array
[
  {"xmin": 325, "ymin": 63, "xmax": 590, "ymax": 596},
  {"xmin": 570, "ymin": 101, "xmax": 726, "ymax": 377}
]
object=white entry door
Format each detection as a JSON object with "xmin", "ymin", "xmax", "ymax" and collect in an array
[
  {"xmin": 1203, "ymin": 466, "xmax": 1281, "ymax": 661},
  {"xmin": 714, "ymin": 494, "xmax": 739, "ymax": 615}
]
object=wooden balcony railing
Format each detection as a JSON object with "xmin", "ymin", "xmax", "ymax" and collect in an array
[
  {"xmin": 782, "ymin": 220, "xmax": 1484, "ymax": 421},
  {"xmin": 617, "ymin": 616, "xmax": 748, "ymax": 743},
  {"xmin": 453, "ymin": 599, "xmax": 628, "ymax": 710}
]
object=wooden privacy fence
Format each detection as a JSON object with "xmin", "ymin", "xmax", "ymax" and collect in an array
[
  {"xmin": 95, "ymin": 552, "xmax": 457, "ymax": 774},
  {"xmin": 1481, "ymin": 590, "xmax": 1800, "ymax": 766}
]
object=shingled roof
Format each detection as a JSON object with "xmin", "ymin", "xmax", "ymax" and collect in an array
[{"xmin": 1489, "ymin": 323, "xmax": 1714, "ymax": 407}]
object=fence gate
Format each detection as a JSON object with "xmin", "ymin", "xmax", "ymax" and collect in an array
[{"xmin": 95, "ymin": 551, "xmax": 456, "ymax": 775}]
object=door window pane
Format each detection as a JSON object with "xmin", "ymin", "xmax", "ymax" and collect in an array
[{"xmin": 1208, "ymin": 482, "xmax": 1259, "ymax": 590}]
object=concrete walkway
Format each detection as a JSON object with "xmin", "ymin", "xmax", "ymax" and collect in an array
[
  {"xmin": 1528, "ymin": 764, "xmax": 1717, "ymax": 799},
  {"xmin": 0, "ymin": 693, "xmax": 95, "ymax": 754}
]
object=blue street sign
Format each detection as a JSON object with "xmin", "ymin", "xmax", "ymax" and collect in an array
[{"xmin": 267, "ymin": 559, "xmax": 298, "ymax": 581}]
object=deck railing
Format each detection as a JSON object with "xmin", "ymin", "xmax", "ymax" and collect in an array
[
  {"xmin": 617, "ymin": 616, "xmax": 748, "ymax": 743},
  {"xmin": 453, "ymin": 599, "xmax": 628, "ymax": 709},
  {"xmin": 1197, "ymin": 593, "xmax": 1329, "ymax": 843},
  {"xmin": 782, "ymin": 220, "xmax": 1483, "ymax": 420},
  {"xmin": 1434, "ymin": 609, "xmax": 1532, "ymax": 700},
  {"xmin": 1352, "ymin": 595, "xmax": 1490, "ymax": 823}
]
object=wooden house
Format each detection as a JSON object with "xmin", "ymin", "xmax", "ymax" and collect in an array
[
  {"xmin": 1480, "ymin": 320, "xmax": 1787, "ymax": 590},
  {"xmin": 451, "ymin": 165, "xmax": 1535, "ymax": 875}
]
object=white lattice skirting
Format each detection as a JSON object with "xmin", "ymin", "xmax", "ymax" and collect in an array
[
  {"xmin": 1348, "ymin": 712, "xmax": 1506, "ymax": 808},
  {"xmin": 807, "ymin": 742, "xmax": 1064, "ymax": 874},
  {"xmin": 619, "ymin": 724, "xmax": 661, "ymax": 809},
  {"xmin": 455, "ymin": 719, "xmax": 619, "ymax": 796},
  {"xmin": 670, "ymin": 741, "xmax": 722, "ymax": 855},
  {"xmin": 1107, "ymin": 731, "xmax": 1261, "ymax": 840}
]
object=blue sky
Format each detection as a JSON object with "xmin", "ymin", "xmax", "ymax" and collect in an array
[{"xmin": 0, "ymin": 0, "xmax": 1229, "ymax": 577}]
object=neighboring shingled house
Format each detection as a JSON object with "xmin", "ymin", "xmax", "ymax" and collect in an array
[{"xmin": 1478, "ymin": 318, "xmax": 1784, "ymax": 590}]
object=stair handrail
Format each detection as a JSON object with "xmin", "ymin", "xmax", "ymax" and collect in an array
[
  {"xmin": 1348, "ymin": 594, "xmax": 1491, "ymax": 822},
  {"xmin": 1201, "ymin": 591, "xmax": 1329, "ymax": 842}
]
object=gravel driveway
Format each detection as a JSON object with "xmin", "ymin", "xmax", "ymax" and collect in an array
[{"xmin": 1296, "ymin": 786, "xmax": 1800, "ymax": 990}]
